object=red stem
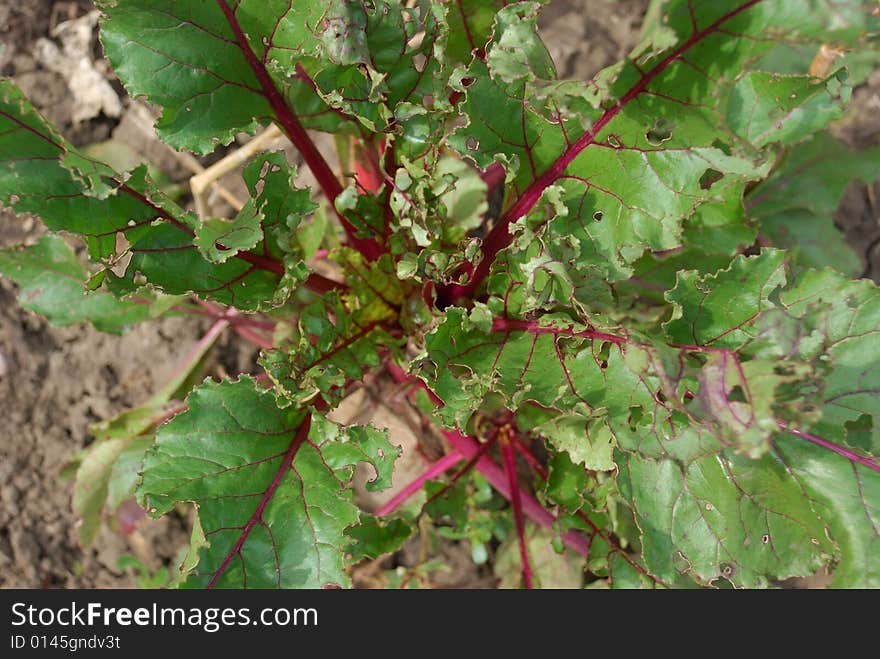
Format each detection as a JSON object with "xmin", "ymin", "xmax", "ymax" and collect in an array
[
  {"xmin": 480, "ymin": 162, "xmax": 506, "ymax": 193},
  {"xmin": 501, "ymin": 433, "xmax": 534, "ymax": 589},
  {"xmin": 492, "ymin": 317, "xmax": 628, "ymax": 345},
  {"xmin": 304, "ymin": 272, "xmax": 348, "ymax": 295},
  {"xmin": 207, "ymin": 413, "xmax": 312, "ymax": 588},
  {"xmin": 195, "ymin": 300, "xmax": 274, "ymax": 349},
  {"xmin": 383, "ymin": 361, "xmax": 591, "ymax": 556},
  {"xmin": 375, "ymin": 450, "xmax": 465, "ymax": 517},
  {"xmin": 423, "ymin": 429, "xmax": 500, "ymax": 507},
  {"xmin": 386, "ymin": 361, "xmax": 664, "ymax": 581},
  {"xmin": 215, "ymin": 0, "xmax": 383, "ymax": 262},
  {"xmin": 513, "ymin": 435, "xmax": 548, "ymax": 480},
  {"xmin": 777, "ymin": 421, "xmax": 880, "ymax": 474},
  {"xmin": 440, "ymin": 0, "xmax": 765, "ymax": 303},
  {"xmin": 442, "ymin": 429, "xmax": 591, "ymax": 557},
  {"xmin": 508, "ymin": 426, "xmax": 663, "ymax": 584}
]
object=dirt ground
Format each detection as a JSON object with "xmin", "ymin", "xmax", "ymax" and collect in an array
[{"xmin": 1, "ymin": 0, "xmax": 878, "ymax": 589}]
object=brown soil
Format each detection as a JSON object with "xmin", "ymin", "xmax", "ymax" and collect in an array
[{"xmin": 1, "ymin": 0, "xmax": 878, "ymax": 589}]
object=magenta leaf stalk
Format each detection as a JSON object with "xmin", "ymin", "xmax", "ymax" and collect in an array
[
  {"xmin": 442, "ymin": 429, "xmax": 592, "ymax": 557},
  {"xmin": 777, "ymin": 421, "xmax": 880, "ymax": 474},
  {"xmin": 439, "ymin": 0, "xmax": 765, "ymax": 303},
  {"xmin": 375, "ymin": 450, "xmax": 465, "ymax": 517},
  {"xmin": 500, "ymin": 431, "xmax": 535, "ymax": 589},
  {"xmin": 216, "ymin": 0, "xmax": 384, "ymax": 262}
]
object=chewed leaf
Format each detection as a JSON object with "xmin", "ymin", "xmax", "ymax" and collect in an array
[
  {"xmin": 311, "ymin": 415, "xmax": 401, "ymax": 493},
  {"xmin": 139, "ymin": 378, "xmax": 397, "ymax": 588},
  {"xmin": 445, "ymin": 0, "xmax": 513, "ymax": 63},
  {"xmin": 532, "ymin": 415, "xmax": 616, "ymax": 472},
  {"xmin": 443, "ymin": 0, "xmax": 877, "ymax": 307},
  {"xmin": 664, "ymin": 250, "xmax": 787, "ymax": 349},
  {"xmin": 774, "ymin": 433, "xmax": 880, "ymax": 587},
  {"xmin": 259, "ymin": 292, "xmax": 396, "ymax": 408},
  {"xmin": 618, "ymin": 450, "xmax": 830, "ymax": 587},
  {"xmin": 727, "ymin": 71, "xmax": 849, "ymax": 148},
  {"xmin": 0, "ymin": 79, "xmax": 309, "ymax": 310},
  {"xmin": 96, "ymin": 0, "xmax": 309, "ymax": 152},
  {"xmin": 772, "ymin": 270, "xmax": 880, "ymax": 453}
]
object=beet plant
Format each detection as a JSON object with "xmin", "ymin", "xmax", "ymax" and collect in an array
[{"xmin": 1, "ymin": 0, "xmax": 879, "ymax": 589}]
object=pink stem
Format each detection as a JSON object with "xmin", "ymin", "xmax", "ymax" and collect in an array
[
  {"xmin": 376, "ymin": 450, "xmax": 465, "ymax": 517},
  {"xmin": 501, "ymin": 436, "xmax": 534, "ymax": 589},
  {"xmin": 513, "ymin": 435, "xmax": 548, "ymax": 480},
  {"xmin": 383, "ymin": 361, "xmax": 590, "ymax": 556},
  {"xmin": 777, "ymin": 421, "xmax": 880, "ymax": 473},
  {"xmin": 442, "ymin": 430, "xmax": 591, "ymax": 557},
  {"xmin": 196, "ymin": 300, "xmax": 274, "ymax": 349},
  {"xmin": 232, "ymin": 325, "xmax": 274, "ymax": 350},
  {"xmin": 424, "ymin": 430, "xmax": 500, "ymax": 507},
  {"xmin": 215, "ymin": 0, "xmax": 383, "ymax": 262},
  {"xmin": 439, "ymin": 0, "xmax": 765, "ymax": 303}
]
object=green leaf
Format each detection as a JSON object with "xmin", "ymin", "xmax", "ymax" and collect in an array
[
  {"xmin": 727, "ymin": 71, "xmax": 849, "ymax": 148},
  {"xmin": 346, "ymin": 516, "xmax": 415, "ymax": 563},
  {"xmin": 451, "ymin": 0, "xmax": 875, "ymax": 299},
  {"xmin": 138, "ymin": 378, "xmax": 398, "ymax": 588},
  {"xmin": 311, "ymin": 414, "xmax": 401, "ymax": 493},
  {"xmin": 310, "ymin": 1, "xmax": 450, "ymax": 137},
  {"xmin": 97, "ymin": 0, "xmax": 295, "ymax": 153},
  {"xmin": 664, "ymin": 250, "xmax": 788, "ymax": 349},
  {"xmin": 0, "ymin": 79, "xmax": 291, "ymax": 310},
  {"xmin": 244, "ymin": 153, "xmax": 317, "ymax": 239},
  {"xmin": 771, "ymin": 269, "xmax": 880, "ymax": 452},
  {"xmin": 774, "ymin": 434, "xmax": 880, "ymax": 587},
  {"xmin": 445, "ymin": 0, "xmax": 514, "ymax": 63},
  {"xmin": 544, "ymin": 452, "xmax": 595, "ymax": 511},
  {"xmin": 73, "ymin": 439, "xmax": 130, "ymax": 546},
  {"xmin": 749, "ymin": 133, "xmax": 880, "ymax": 276},
  {"xmin": 106, "ymin": 437, "xmax": 155, "ymax": 513},
  {"xmin": 194, "ymin": 203, "xmax": 263, "ymax": 264},
  {"xmin": 609, "ymin": 553, "xmax": 661, "ymax": 589},
  {"xmin": 0, "ymin": 236, "xmax": 151, "ymax": 334},
  {"xmin": 260, "ymin": 292, "xmax": 395, "ymax": 408},
  {"xmin": 532, "ymin": 415, "xmax": 616, "ymax": 472},
  {"xmin": 618, "ymin": 450, "xmax": 831, "ymax": 587}
]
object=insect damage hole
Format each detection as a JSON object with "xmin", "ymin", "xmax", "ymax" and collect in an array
[
  {"xmin": 592, "ymin": 210, "xmax": 604, "ymax": 222},
  {"xmin": 726, "ymin": 385, "xmax": 748, "ymax": 403},
  {"xmin": 646, "ymin": 118, "xmax": 674, "ymax": 146},
  {"xmin": 699, "ymin": 168, "xmax": 723, "ymax": 190},
  {"xmin": 466, "ymin": 136, "xmax": 479, "ymax": 151}
]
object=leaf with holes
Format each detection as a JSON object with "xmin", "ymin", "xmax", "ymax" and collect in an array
[
  {"xmin": 2, "ymin": 0, "xmax": 880, "ymax": 591},
  {"xmin": 138, "ymin": 377, "xmax": 398, "ymax": 588}
]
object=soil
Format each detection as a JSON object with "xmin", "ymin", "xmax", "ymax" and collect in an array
[{"xmin": 1, "ymin": 0, "xmax": 878, "ymax": 589}]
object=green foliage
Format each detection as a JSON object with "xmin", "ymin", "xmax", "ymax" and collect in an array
[{"xmin": 1, "ymin": 0, "xmax": 879, "ymax": 589}]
